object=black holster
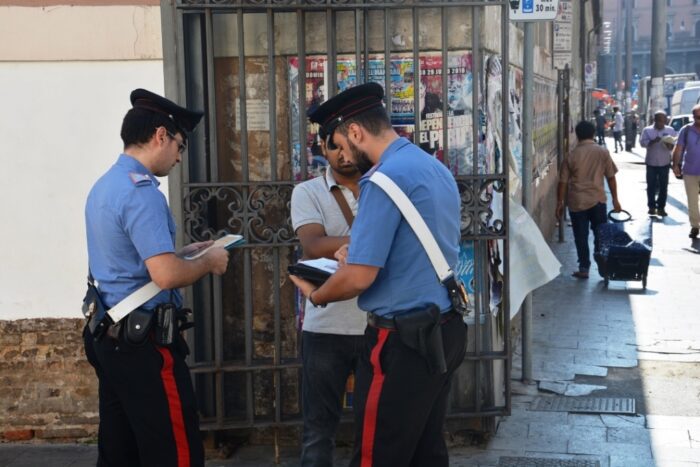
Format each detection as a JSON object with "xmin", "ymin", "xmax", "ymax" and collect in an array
[
  {"xmin": 83, "ymin": 283, "xmax": 112, "ymax": 341},
  {"xmin": 394, "ymin": 304, "xmax": 447, "ymax": 375},
  {"xmin": 124, "ymin": 308, "xmax": 155, "ymax": 345}
]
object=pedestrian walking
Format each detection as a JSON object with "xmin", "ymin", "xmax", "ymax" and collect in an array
[
  {"xmin": 612, "ymin": 106, "xmax": 624, "ymax": 153},
  {"xmin": 291, "ymin": 130, "xmax": 366, "ymax": 466},
  {"xmin": 594, "ymin": 109, "xmax": 606, "ymax": 146},
  {"xmin": 556, "ymin": 120, "xmax": 622, "ymax": 279},
  {"xmin": 625, "ymin": 111, "xmax": 638, "ymax": 151},
  {"xmin": 83, "ymin": 89, "xmax": 231, "ymax": 466},
  {"xmin": 640, "ymin": 110, "xmax": 677, "ymax": 216},
  {"xmin": 672, "ymin": 103, "xmax": 700, "ymax": 238},
  {"xmin": 290, "ymin": 82, "xmax": 467, "ymax": 467}
]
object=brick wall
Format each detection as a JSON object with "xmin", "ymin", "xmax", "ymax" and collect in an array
[{"xmin": 0, "ymin": 319, "xmax": 98, "ymax": 442}]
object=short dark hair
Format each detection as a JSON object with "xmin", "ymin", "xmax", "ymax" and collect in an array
[
  {"xmin": 335, "ymin": 106, "xmax": 392, "ymax": 138},
  {"xmin": 120, "ymin": 108, "xmax": 184, "ymax": 148},
  {"xmin": 575, "ymin": 120, "xmax": 596, "ymax": 140},
  {"xmin": 613, "ymin": 106, "xmax": 619, "ymax": 112}
]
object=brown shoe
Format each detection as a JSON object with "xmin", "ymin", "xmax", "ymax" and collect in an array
[
  {"xmin": 691, "ymin": 227, "xmax": 700, "ymax": 239},
  {"xmin": 572, "ymin": 271, "xmax": 590, "ymax": 279}
]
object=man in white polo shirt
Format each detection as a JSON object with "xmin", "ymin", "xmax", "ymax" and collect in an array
[{"xmin": 291, "ymin": 129, "xmax": 367, "ymax": 467}]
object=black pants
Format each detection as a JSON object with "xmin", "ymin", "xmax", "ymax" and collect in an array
[
  {"xmin": 569, "ymin": 202, "xmax": 607, "ymax": 271},
  {"xmin": 350, "ymin": 313, "xmax": 467, "ymax": 467},
  {"xmin": 646, "ymin": 164, "xmax": 670, "ymax": 210},
  {"xmin": 301, "ymin": 331, "xmax": 364, "ymax": 467},
  {"xmin": 83, "ymin": 326, "xmax": 203, "ymax": 467}
]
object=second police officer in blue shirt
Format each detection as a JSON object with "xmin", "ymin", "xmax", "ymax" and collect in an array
[
  {"xmin": 84, "ymin": 89, "xmax": 230, "ymax": 467},
  {"xmin": 290, "ymin": 82, "xmax": 467, "ymax": 467}
]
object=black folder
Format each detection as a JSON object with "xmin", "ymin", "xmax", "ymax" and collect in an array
[{"xmin": 287, "ymin": 263, "xmax": 332, "ymax": 285}]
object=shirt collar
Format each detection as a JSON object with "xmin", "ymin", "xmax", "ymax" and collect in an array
[
  {"xmin": 379, "ymin": 137, "xmax": 411, "ymax": 164},
  {"xmin": 116, "ymin": 153, "xmax": 160, "ymax": 186},
  {"xmin": 324, "ymin": 166, "xmax": 339, "ymax": 191}
]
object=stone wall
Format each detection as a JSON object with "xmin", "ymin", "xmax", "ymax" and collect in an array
[{"xmin": 0, "ymin": 319, "xmax": 98, "ymax": 442}]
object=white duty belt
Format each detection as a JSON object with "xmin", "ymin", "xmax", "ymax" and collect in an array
[{"xmin": 107, "ymin": 281, "xmax": 162, "ymax": 323}]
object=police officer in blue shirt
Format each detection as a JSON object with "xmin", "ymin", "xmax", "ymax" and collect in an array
[
  {"xmin": 84, "ymin": 89, "xmax": 230, "ymax": 467},
  {"xmin": 290, "ymin": 83, "xmax": 467, "ymax": 467}
]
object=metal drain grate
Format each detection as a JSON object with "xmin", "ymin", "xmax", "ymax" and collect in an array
[
  {"xmin": 531, "ymin": 396, "xmax": 636, "ymax": 414},
  {"xmin": 498, "ymin": 457, "xmax": 600, "ymax": 467}
]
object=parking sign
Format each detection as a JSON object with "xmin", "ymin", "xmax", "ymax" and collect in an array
[{"xmin": 510, "ymin": 0, "xmax": 559, "ymax": 21}]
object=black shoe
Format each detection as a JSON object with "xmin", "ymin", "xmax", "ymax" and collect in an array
[
  {"xmin": 691, "ymin": 227, "xmax": 699, "ymax": 239},
  {"xmin": 648, "ymin": 208, "xmax": 656, "ymax": 215},
  {"xmin": 657, "ymin": 209, "xmax": 667, "ymax": 217}
]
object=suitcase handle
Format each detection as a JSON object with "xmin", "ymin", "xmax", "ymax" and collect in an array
[{"xmin": 608, "ymin": 209, "xmax": 632, "ymax": 223}]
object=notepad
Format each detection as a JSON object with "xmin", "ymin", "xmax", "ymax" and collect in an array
[
  {"xmin": 184, "ymin": 234, "xmax": 245, "ymax": 260},
  {"xmin": 287, "ymin": 258, "xmax": 339, "ymax": 285}
]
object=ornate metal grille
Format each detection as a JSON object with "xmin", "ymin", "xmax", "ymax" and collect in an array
[{"xmin": 162, "ymin": 0, "xmax": 511, "ymax": 432}]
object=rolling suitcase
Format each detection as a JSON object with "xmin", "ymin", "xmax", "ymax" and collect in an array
[{"xmin": 594, "ymin": 210, "xmax": 652, "ymax": 289}]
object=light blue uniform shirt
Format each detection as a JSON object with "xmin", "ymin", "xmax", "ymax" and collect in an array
[
  {"xmin": 347, "ymin": 137, "xmax": 461, "ymax": 317},
  {"xmin": 85, "ymin": 154, "xmax": 182, "ymax": 310}
]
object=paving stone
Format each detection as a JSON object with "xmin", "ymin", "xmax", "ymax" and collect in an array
[
  {"xmin": 488, "ymin": 435, "xmax": 568, "ymax": 453},
  {"xmin": 606, "ymin": 426, "xmax": 652, "ymax": 445},
  {"xmin": 568, "ymin": 414, "xmax": 607, "ymax": 427},
  {"xmin": 653, "ymin": 446, "xmax": 700, "ymax": 463},
  {"xmin": 600, "ymin": 414, "xmax": 646, "ymax": 428},
  {"xmin": 647, "ymin": 415, "xmax": 700, "ymax": 431},
  {"xmin": 608, "ymin": 456, "xmax": 656, "ymax": 467},
  {"xmin": 495, "ymin": 419, "xmax": 530, "ymax": 438},
  {"xmin": 528, "ymin": 423, "xmax": 606, "ymax": 446},
  {"xmin": 568, "ymin": 439, "xmax": 652, "ymax": 458}
]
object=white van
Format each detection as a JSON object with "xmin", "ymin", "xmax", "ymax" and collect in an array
[{"xmin": 670, "ymin": 86, "xmax": 700, "ymax": 117}]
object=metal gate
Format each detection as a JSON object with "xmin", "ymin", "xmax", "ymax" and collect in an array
[{"xmin": 161, "ymin": 0, "xmax": 511, "ymax": 432}]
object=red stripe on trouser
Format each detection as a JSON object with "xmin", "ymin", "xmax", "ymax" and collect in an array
[
  {"xmin": 360, "ymin": 328, "xmax": 391, "ymax": 467},
  {"xmin": 157, "ymin": 347, "xmax": 191, "ymax": 467}
]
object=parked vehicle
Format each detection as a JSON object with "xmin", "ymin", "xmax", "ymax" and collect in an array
[
  {"xmin": 670, "ymin": 114, "xmax": 691, "ymax": 132},
  {"xmin": 670, "ymin": 85, "xmax": 700, "ymax": 118},
  {"xmin": 638, "ymin": 73, "xmax": 698, "ymax": 124}
]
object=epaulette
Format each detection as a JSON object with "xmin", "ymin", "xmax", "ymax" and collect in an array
[{"xmin": 129, "ymin": 172, "xmax": 153, "ymax": 187}]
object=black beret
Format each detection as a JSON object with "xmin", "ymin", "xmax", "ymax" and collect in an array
[
  {"xmin": 130, "ymin": 88, "xmax": 203, "ymax": 134},
  {"xmin": 308, "ymin": 82, "xmax": 384, "ymax": 139}
]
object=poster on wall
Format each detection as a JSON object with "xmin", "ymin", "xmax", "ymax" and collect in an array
[
  {"xmin": 484, "ymin": 55, "xmax": 502, "ymax": 177},
  {"xmin": 289, "ymin": 56, "xmax": 329, "ymax": 181},
  {"xmin": 508, "ymin": 66, "xmax": 524, "ymax": 202},
  {"xmin": 290, "ymin": 52, "xmax": 479, "ymax": 178},
  {"xmin": 417, "ymin": 52, "xmax": 475, "ymax": 175},
  {"xmin": 533, "ymin": 76, "xmax": 558, "ymax": 176}
]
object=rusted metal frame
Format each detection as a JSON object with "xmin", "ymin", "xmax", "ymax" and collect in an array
[
  {"xmin": 441, "ymin": 7, "xmax": 449, "ymax": 168},
  {"xmin": 500, "ymin": 0, "xmax": 511, "ymax": 417},
  {"xmin": 384, "ymin": 8, "xmax": 391, "ymax": 114},
  {"xmin": 202, "ymin": 7, "xmax": 227, "ymax": 430},
  {"xmin": 232, "ymin": 8, "xmax": 256, "ymax": 428},
  {"xmin": 297, "ymin": 10, "xmax": 308, "ymax": 178},
  {"xmin": 180, "ymin": 1, "xmax": 502, "ymax": 12},
  {"xmin": 471, "ymin": 4, "xmax": 482, "ymax": 414},
  {"xmin": 355, "ymin": 8, "xmax": 362, "ymax": 84}
]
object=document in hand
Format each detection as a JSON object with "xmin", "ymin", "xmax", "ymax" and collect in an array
[
  {"xmin": 287, "ymin": 258, "xmax": 339, "ymax": 285},
  {"xmin": 185, "ymin": 234, "xmax": 245, "ymax": 260}
]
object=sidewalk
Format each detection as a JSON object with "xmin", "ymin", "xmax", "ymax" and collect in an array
[{"xmin": 2, "ymin": 139, "xmax": 699, "ymax": 466}]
